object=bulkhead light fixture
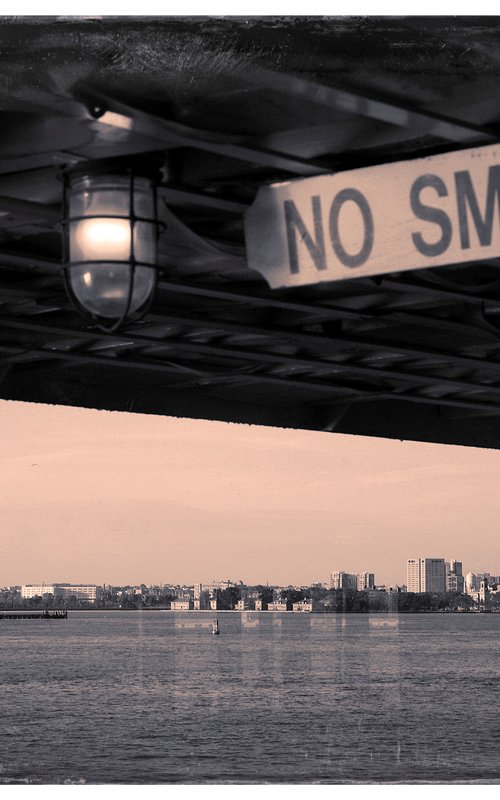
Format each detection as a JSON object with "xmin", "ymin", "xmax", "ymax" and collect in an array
[{"xmin": 62, "ymin": 158, "xmax": 162, "ymax": 331}]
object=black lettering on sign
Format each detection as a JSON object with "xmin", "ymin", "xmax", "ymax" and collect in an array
[
  {"xmin": 328, "ymin": 188, "xmax": 374, "ymax": 268},
  {"xmin": 284, "ymin": 196, "xmax": 326, "ymax": 275},
  {"xmin": 410, "ymin": 174, "xmax": 452, "ymax": 257},
  {"xmin": 455, "ymin": 165, "xmax": 500, "ymax": 249}
]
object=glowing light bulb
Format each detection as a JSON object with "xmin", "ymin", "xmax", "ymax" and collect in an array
[{"xmin": 72, "ymin": 218, "xmax": 131, "ymax": 262}]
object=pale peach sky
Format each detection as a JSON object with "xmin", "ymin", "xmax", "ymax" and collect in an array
[{"xmin": 1, "ymin": 398, "xmax": 500, "ymax": 588}]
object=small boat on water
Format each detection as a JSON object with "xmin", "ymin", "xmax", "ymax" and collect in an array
[{"xmin": 212, "ymin": 619, "xmax": 220, "ymax": 635}]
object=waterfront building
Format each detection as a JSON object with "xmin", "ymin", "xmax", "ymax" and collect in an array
[
  {"xmin": 292, "ymin": 600, "xmax": 313, "ymax": 612},
  {"xmin": 406, "ymin": 559, "xmax": 446, "ymax": 593},
  {"xmin": 55, "ymin": 585, "xmax": 97, "ymax": 603},
  {"xmin": 21, "ymin": 584, "xmax": 56, "ymax": 598},
  {"xmin": 357, "ymin": 573, "xmax": 375, "ymax": 591},
  {"xmin": 21, "ymin": 584, "xmax": 97, "ymax": 602},
  {"xmin": 193, "ymin": 585, "xmax": 210, "ymax": 610},
  {"xmin": 267, "ymin": 602, "xmax": 288, "ymax": 612},
  {"xmin": 170, "ymin": 599, "xmax": 192, "ymax": 611}
]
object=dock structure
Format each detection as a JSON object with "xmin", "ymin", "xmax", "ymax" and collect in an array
[{"xmin": 0, "ymin": 610, "xmax": 67, "ymax": 620}]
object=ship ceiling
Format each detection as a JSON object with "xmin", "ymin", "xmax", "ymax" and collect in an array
[{"xmin": 2, "ymin": 16, "xmax": 500, "ymax": 447}]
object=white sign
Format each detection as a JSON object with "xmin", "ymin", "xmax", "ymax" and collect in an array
[{"xmin": 244, "ymin": 143, "xmax": 500, "ymax": 288}]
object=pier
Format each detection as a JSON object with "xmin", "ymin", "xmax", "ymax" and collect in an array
[{"xmin": 0, "ymin": 610, "xmax": 67, "ymax": 620}]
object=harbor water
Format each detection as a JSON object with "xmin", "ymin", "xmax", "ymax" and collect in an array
[{"xmin": 1, "ymin": 611, "xmax": 500, "ymax": 784}]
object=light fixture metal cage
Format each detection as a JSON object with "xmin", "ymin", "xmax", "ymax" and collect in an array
[{"xmin": 62, "ymin": 158, "xmax": 163, "ymax": 332}]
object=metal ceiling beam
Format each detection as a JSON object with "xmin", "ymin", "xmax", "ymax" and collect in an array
[
  {"xmin": 0, "ymin": 253, "xmax": 498, "ymax": 346},
  {"xmin": 1, "ymin": 339, "xmax": 500, "ymax": 418},
  {"xmin": 0, "ymin": 252, "xmax": 61, "ymax": 275},
  {"xmin": 155, "ymin": 279, "xmax": 499, "ymax": 341},
  {"xmin": 255, "ymin": 66, "xmax": 499, "ymax": 145},
  {"xmin": 158, "ymin": 184, "xmax": 248, "ymax": 214},
  {"xmin": 0, "ymin": 196, "xmax": 59, "ymax": 228},
  {"xmin": 74, "ymin": 85, "xmax": 330, "ymax": 177},
  {"xmin": 127, "ymin": 316, "xmax": 500, "ymax": 379},
  {"xmin": 0, "ymin": 182, "xmax": 245, "ymax": 227},
  {"xmin": 1, "ymin": 229, "xmax": 499, "ymax": 327},
  {"xmin": 379, "ymin": 276, "xmax": 500, "ymax": 306},
  {"xmin": 320, "ymin": 275, "xmax": 500, "ymax": 315},
  {"xmin": 0, "ymin": 341, "xmax": 368, "ymax": 400},
  {"xmin": 0, "ymin": 245, "xmax": 496, "ymax": 314},
  {"xmin": 1, "ymin": 315, "xmax": 500, "ymax": 403},
  {"xmin": 0, "ymin": 151, "xmax": 81, "ymax": 177},
  {"xmin": 1, "ymin": 300, "xmax": 500, "ymax": 382}
]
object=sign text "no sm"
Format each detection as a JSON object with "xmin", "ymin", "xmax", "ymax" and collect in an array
[{"xmin": 244, "ymin": 144, "xmax": 500, "ymax": 288}]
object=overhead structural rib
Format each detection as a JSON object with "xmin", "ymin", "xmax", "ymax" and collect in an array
[
  {"xmin": 2, "ymin": 250, "xmax": 500, "ymax": 341},
  {"xmin": 1, "ymin": 286, "xmax": 500, "ymax": 380},
  {"xmin": 1, "ymin": 337, "xmax": 500, "ymax": 418},
  {"xmin": 72, "ymin": 74, "xmax": 500, "ymax": 182},
  {"xmin": 1, "ymin": 312, "xmax": 500, "ymax": 410},
  {"xmin": 254, "ymin": 66, "xmax": 499, "ymax": 145},
  {"xmin": 70, "ymin": 86, "xmax": 329, "ymax": 177}
]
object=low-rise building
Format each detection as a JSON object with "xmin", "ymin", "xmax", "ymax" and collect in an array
[
  {"xmin": 170, "ymin": 599, "xmax": 192, "ymax": 611},
  {"xmin": 200, "ymin": 579, "xmax": 240, "ymax": 593},
  {"xmin": 21, "ymin": 584, "xmax": 56, "ymax": 598},
  {"xmin": 194, "ymin": 590, "xmax": 210, "ymax": 610},
  {"xmin": 267, "ymin": 602, "xmax": 288, "ymax": 612},
  {"xmin": 292, "ymin": 600, "xmax": 314, "ymax": 612},
  {"xmin": 55, "ymin": 585, "xmax": 97, "ymax": 603},
  {"xmin": 21, "ymin": 584, "xmax": 97, "ymax": 602}
]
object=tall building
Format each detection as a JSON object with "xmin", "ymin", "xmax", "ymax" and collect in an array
[
  {"xmin": 357, "ymin": 573, "xmax": 375, "ymax": 591},
  {"xmin": 406, "ymin": 560, "xmax": 421, "ymax": 593},
  {"xmin": 465, "ymin": 572, "xmax": 477, "ymax": 593},
  {"xmin": 406, "ymin": 559, "xmax": 446, "ymax": 593},
  {"xmin": 446, "ymin": 560, "xmax": 464, "ymax": 593},
  {"xmin": 450, "ymin": 559, "xmax": 462, "ymax": 576},
  {"xmin": 330, "ymin": 571, "xmax": 358, "ymax": 591}
]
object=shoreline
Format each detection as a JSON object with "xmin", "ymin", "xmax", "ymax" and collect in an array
[{"xmin": 4, "ymin": 608, "xmax": 494, "ymax": 614}]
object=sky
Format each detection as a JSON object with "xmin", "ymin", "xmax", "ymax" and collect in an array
[{"xmin": 1, "ymin": 398, "xmax": 500, "ymax": 588}]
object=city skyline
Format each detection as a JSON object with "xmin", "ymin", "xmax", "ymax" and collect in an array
[
  {"xmin": 8, "ymin": 560, "xmax": 500, "ymax": 593},
  {"xmin": 2, "ymin": 399, "xmax": 500, "ymax": 587}
]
